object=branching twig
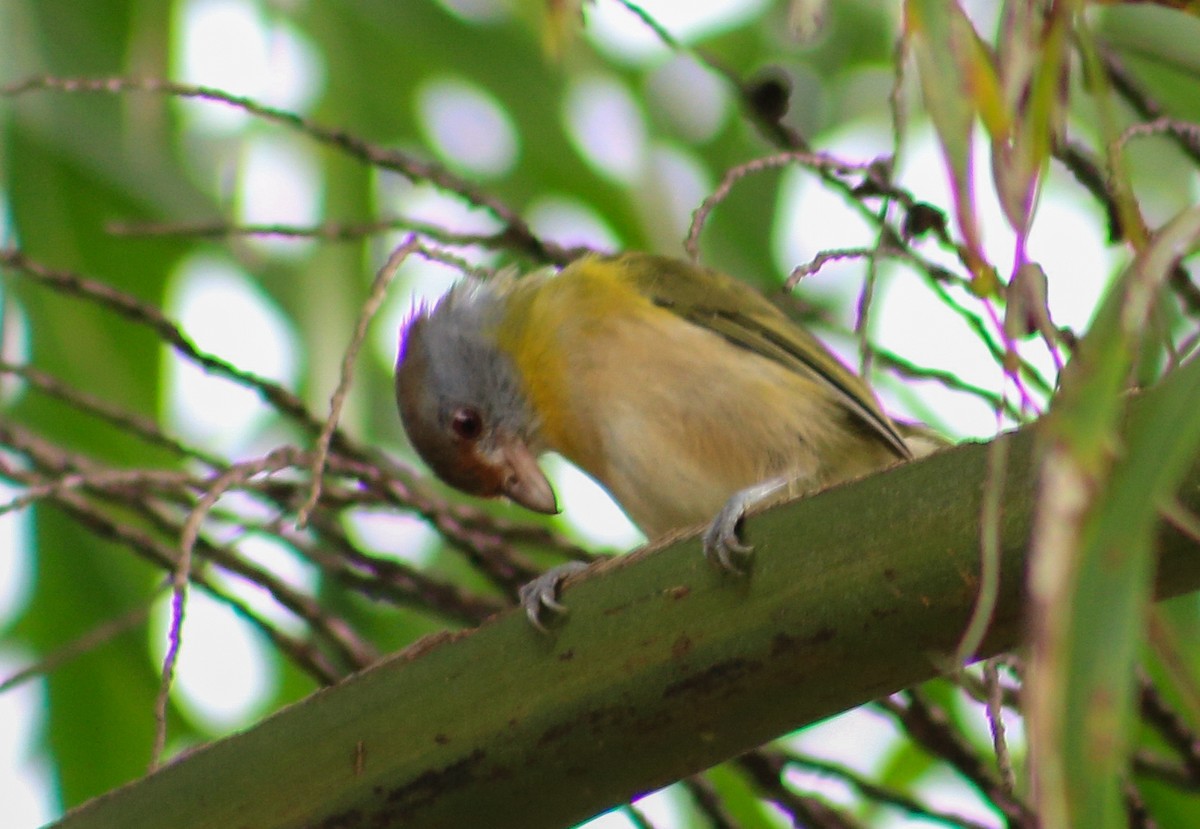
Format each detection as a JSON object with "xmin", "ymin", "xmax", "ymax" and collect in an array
[
  {"xmin": 0, "ymin": 247, "xmax": 334, "ymax": 442},
  {"xmin": 161, "ymin": 445, "xmax": 306, "ymax": 770},
  {"xmin": 779, "ymin": 750, "xmax": 996, "ymax": 829},
  {"xmin": 108, "ymin": 216, "xmax": 495, "ymax": 247},
  {"xmin": 1101, "ymin": 47, "xmax": 1200, "ymax": 167},
  {"xmin": 785, "ymin": 247, "xmax": 879, "ymax": 289},
  {"xmin": 1, "ymin": 75, "xmax": 563, "ymax": 265},
  {"xmin": 735, "ymin": 750, "xmax": 865, "ymax": 829},
  {"xmin": 0, "ymin": 360, "xmax": 224, "ymax": 467},
  {"xmin": 879, "ymin": 692, "xmax": 1037, "ymax": 828},
  {"xmin": 871, "ymin": 347, "xmax": 1023, "ymax": 421},
  {"xmin": 685, "ymin": 152, "xmax": 878, "ymax": 261},
  {"xmin": 299, "ymin": 236, "xmax": 419, "ymax": 526},
  {"xmin": 983, "ymin": 659, "xmax": 1017, "ymax": 794},
  {"xmin": 681, "ymin": 775, "xmax": 741, "ymax": 829},
  {"xmin": 0, "ymin": 598, "xmax": 158, "ymax": 695},
  {"xmin": 1139, "ymin": 672, "xmax": 1200, "ymax": 784}
]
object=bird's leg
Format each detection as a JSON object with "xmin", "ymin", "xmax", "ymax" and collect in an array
[
  {"xmin": 703, "ymin": 477, "xmax": 793, "ymax": 573},
  {"xmin": 518, "ymin": 560, "xmax": 591, "ymax": 632}
]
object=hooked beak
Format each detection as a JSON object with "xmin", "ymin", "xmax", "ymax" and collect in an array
[{"xmin": 497, "ymin": 438, "xmax": 558, "ymax": 515}]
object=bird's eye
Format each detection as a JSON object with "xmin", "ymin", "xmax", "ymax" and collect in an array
[{"xmin": 450, "ymin": 407, "xmax": 484, "ymax": 441}]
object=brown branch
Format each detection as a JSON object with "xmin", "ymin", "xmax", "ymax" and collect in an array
[
  {"xmin": 0, "ymin": 359, "xmax": 224, "ymax": 467},
  {"xmin": 155, "ymin": 447, "xmax": 314, "ymax": 768},
  {"xmin": 1101, "ymin": 47, "xmax": 1200, "ymax": 167},
  {"xmin": 735, "ymin": 750, "xmax": 865, "ymax": 829},
  {"xmin": 1, "ymin": 75, "xmax": 564, "ymax": 265},
  {"xmin": 45, "ymin": 485, "xmax": 344, "ymax": 686},
  {"xmin": 685, "ymin": 151, "xmax": 878, "ymax": 261},
  {"xmin": 0, "ymin": 419, "xmax": 376, "ymax": 677},
  {"xmin": 0, "ymin": 598, "xmax": 157, "ymax": 694},
  {"xmin": 879, "ymin": 691, "xmax": 1037, "ymax": 829},
  {"xmin": 108, "ymin": 216, "xmax": 492, "ymax": 246},
  {"xmin": 871, "ymin": 347, "xmax": 1022, "ymax": 421},
  {"xmin": 299, "ymin": 237, "xmax": 418, "ymax": 525},
  {"xmin": 1124, "ymin": 780, "xmax": 1156, "ymax": 829},
  {"xmin": 983, "ymin": 659, "xmax": 1018, "ymax": 794},
  {"xmin": 294, "ymin": 509, "xmax": 504, "ymax": 625},
  {"xmin": 785, "ymin": 247, "xmax": 880, "ymax": 289},
  {"xmin": 1138, "ymin": 672, "xmax": 1200, "ymax": 784},
  {"xmin": 0, "ymin": 248, "xmax": 334, "ymax": 444},
  {"xmin": 777, "ymin": 750, "xmax": 996, "ymax": 829},
  {"xmin": 680, "ymin": 775, "xmax": 741, "ymax": 829}
]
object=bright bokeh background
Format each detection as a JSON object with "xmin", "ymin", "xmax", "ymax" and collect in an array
[{"xmin": 3, "ymin": 0, "xmax": 1173, "ymax": 826}]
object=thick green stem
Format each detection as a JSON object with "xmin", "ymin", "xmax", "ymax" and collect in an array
[{"xmin": 53, "ymin": 377, "xmax": 1200, "ymax": 829}]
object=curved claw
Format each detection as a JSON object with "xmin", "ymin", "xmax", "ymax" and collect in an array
[
  {"xmin": 518, "ymin": 561, "xmax": 590, "ymax": 633},
  {"xmin": 703, "ymin": 478, "xmax": 791, "ymax": 574},
  {"xmin": 703, "ymin": 494, "xmax": 755, "ymax": 573}
]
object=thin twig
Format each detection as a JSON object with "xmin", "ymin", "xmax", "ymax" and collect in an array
[
  {"xmin": 983, "ymin": 659, "xmax": 1017, "ymax": 794},
  {"xmin": 685, "ymin": 152, "xmax": 877, "ymax": 261},
  {"xmin": 681, "ymin": 775, "xmax": 742, "ymax": 829},
  {"xmin": 782, "ymin": 750, "xmax": 996, "ymax": 829},
  {"xmin": 38, "ymin": 484, "xmax": 345, "ymax": 685},
  {"xmin": 108, "ymin": 216, "xmax": 491, "ymax": 246},
  {"xmin": 2, "ymin": 75, "xmax": 561, "ymax": 264},
  {"xmin": 298, "ymin": 236, "xmax": 419, "ymax": 526},
  {"xmin": 619, "ymin": 802, "xmax": 657, "ymax": 829},
  {"xmin": 735, "ymin": 751, "xmax": 865, "ymax": 829},
  {"xmin": 1101, "ymin": 47, "xmax": 1200, "ymax": 167},
  {"xmin": 878, "ymin": 692, "xmax": 1037, "ymax": 828},
  {"xmin": 1134, "ymin": 750, "xmax": 1200, "ymax": 791},
  {"xmin": 153, "ymin": 446, "xmax": 304, "ymax": 770},
  {"xmin": 1138, "ymin": 671, "xmax": 1200, "ymax": 784},
  {"xmin": 1124, "ymin": 779, "xmax": 1157, "ymax": 829},
  {"xmin": 871, "ymin": 347, "xmax": 1023, "ymax": 421},
  {"xmin": 0, "ymin": 360, "xmax": 224, "ymax": 467},
  {"xmin": 0, "ymin": 422, "xmax": 362, "ymax": 682},
  {"xmin": 785, "ymin": 247, "xmax": 879, "ymax": 290},
  {"xmin": 296, "ymin": 510, "xmax": 504, "ymax": 625},
  {"xmin": 0, "ymin": 598, "xmax": 158, "ymax": 694},
  {"xmin": 0, "ymin": 467, "xmax": 194, "ymax": 517},
  {"xmin": 0, "ymin": 247, "xmax": 334, "ymax": 443},
  {"xmin": 1113, "ymin": 116, "xmax": 1200, "ymax": 160}
]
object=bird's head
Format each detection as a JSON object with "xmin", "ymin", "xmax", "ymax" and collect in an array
[{"xmin": 395, "ymin": 281, "xmax": 558, "ymax": 515}]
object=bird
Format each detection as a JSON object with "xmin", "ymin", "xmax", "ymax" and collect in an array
[{"xmin": 395, "ymin": 252, "xmax": 929, "ymax": 626}]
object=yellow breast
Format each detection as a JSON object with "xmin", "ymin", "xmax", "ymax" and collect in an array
[{"xmin": 496, "ymin": 259, "xmax": 882, "ymax": 536}]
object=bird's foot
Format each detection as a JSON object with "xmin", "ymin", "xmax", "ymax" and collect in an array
[
  {"xmin": 518, "ymin": 560, "xmax": 590, "ymax": 632},
  {"xmin": 703, "ymin": 494, "xmax": 755, "ymax": 573},
  {"xmin": 703, "ymin": 478, "xmax": 789, "ymax": 573}
]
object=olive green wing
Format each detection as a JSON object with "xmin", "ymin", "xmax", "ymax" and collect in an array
[{"xmin": 613, "ymin": 252, "xmax": 912, "ymax": 461}]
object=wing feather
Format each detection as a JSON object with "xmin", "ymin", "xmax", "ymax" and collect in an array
[{"xmin": 611, "ymin": 253, "xmax": 912, "ymax": 461}]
